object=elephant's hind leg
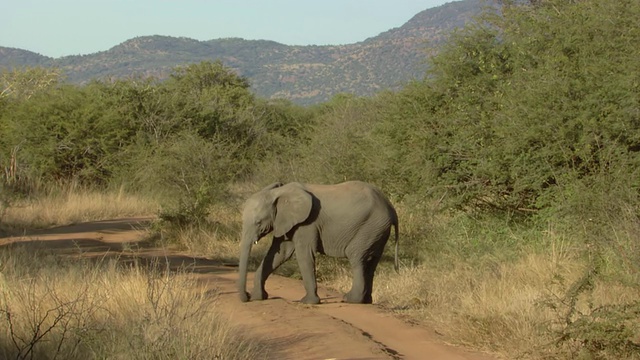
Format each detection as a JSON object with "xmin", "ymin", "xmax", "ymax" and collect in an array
[
  {"xmin": 343, "ymin": 256, "xmax": 367, "ymax": 303},
  {"xmin": 252, "ymin": 238, "xmax": 295, "ymax": 300},
  {"xmin": 344, "ymin": 228, "xmax": 390, "ymax": 304},
  {"xmin": 363, "ymin": 229, "xmax": 391, "ymax": 303},
  {"xmin": 362, "ymin": 246, "xmax": 385, "ymax": 304}
]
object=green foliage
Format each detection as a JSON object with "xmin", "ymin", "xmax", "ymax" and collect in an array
[
  {"xmin": 1, "ymin": 83, "xmax": 135, "ymax": 184},
  {"xmin": 491, "ymin": 0, "xmax": 640, "ymax": 213},
  {"xmin": 373, "ymin": 0, "xmax": 640, "ymax": 217},
  {"xmin": 281, "ymin": 94, "xmax": 389, "ymax": 185},
  {"xmin": 0, "ymin": 61, "xmax": 307, "ymax": 227},
  {"xmin": 255, "ymin": 98, "xmax": 315, "ymax": 142},
  {"xmin": 1, "ymin": 67, "xmax": 64, "ymax": 195},
  {"xmin": 168, "ymin": 60, "xmax": 250, "ymax": 94},
  {"xmin": 135, "ymin": 131, "xmax": 244, "ymax": 227},
  {"xmin": 162, "ymin": 61, "xmax": 257, "ymax": 141},
  {"xmin": 0, "ymin": 67, "xmax": 61, "ymax": 101}
]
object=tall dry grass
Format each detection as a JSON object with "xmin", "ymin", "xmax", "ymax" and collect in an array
[
  {"xmin": 325, "ymin": 250, "xmax": 640, "ymax": 359},
  {"xmin": 1, "ymin": 184, "xmax": 158, "ymax": 231},
  {"xmin": 160, "ymin": 202, "xmax": 242, "ymax": 254},
  {"xmin": 155, "ymin": 202, "xmax": 275, "ymax": 271},
  {"xmin": 0, "ymin": 244, "xmax": 266, "ymax": 360}
]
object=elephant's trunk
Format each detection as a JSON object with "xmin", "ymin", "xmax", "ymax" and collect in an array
[{"xmin": 237, "ymin": 230, "xmax": 255, "ymax": 302}]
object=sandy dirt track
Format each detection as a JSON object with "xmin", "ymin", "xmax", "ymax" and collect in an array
[{"xmin": 1, "ymin": 218, "xmax": 497, "ymax": 360}]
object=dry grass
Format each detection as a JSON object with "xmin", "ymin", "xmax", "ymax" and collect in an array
[
  {"xmin": 4, "ymin": 186, "xmax": 638, "ymax": 359},
  {"xmin": 0, "ymin": 244, "xmax": 265, "ymax": 360},
  {"xmin": 1, "ymin": 185, "xmax": 158, "ymax": 231},
  {"xmin": 325, "ymin": 222, "xmax": 640, "ymax": 359},
  {"xmin": 369, "ymin": 252, "xmax": 581, "ymax": 355},
  {"xmin": 174, "ymin": 202, "xmax": 243, "ymax": 255},
  {"xmin": 0, "ymin": 186, "xmax": 268, "ymax": 359},
  {"xmin": 154, "ymin": 201, "xmax": 275, "ymax": 269}
]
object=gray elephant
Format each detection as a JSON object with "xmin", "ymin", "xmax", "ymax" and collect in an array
[{"xmin": 237, "ymin": 181, "xmax": 399, "ymax": 304}]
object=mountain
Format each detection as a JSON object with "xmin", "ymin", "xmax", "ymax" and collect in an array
[
  {"xmin": 0, "ymin": 0, "xmax": 489, "ymax": 104},
  {"xmin": 0, "ymin": 47, "xmax": 51, "ymax": 67}
]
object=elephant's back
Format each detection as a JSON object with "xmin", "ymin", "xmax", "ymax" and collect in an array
[
  {"xmin": 305, "ymin": 181, "xmax": 394, "ymax": 215},
  {"xmin": 305, "ymin": 181, "xmax": 376, "ymax": 208},
  {"xmin": 305, "ymin": 182, "xmax": 395, "ymax": 255}
]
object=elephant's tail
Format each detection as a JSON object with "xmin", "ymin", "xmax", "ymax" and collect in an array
[{"xmin": 393, "ymin": 218, "xmax": 399, "ymax": 273}]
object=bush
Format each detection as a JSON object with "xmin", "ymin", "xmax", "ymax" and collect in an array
[
  {"xmin": 542, "ymin": 264, "xmax": 640, "ymax": 359},
  {"xmin": 132, "ymin": 131, "xmax": 245, "ymax": 229},
  {"xmin": 374, "ymin": 0, "xmax": 640, "ymax": 217},
  {"xmin": 1, "ymin": 83, "xmax": 136, "ymax": 185},
  {"xmin": 282, "ymin": 94, "xmax": 390, "ymax": 185}
]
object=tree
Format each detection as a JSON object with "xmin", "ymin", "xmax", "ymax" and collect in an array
[
  {"xmin": 0, "ymin": 67, "xmax": 61, "ymax": 100},
  {"xmin": 375, "ymin": 0, "xmax": 640, "ymax": 215},
  {"xmin": 1, "ymin": 82, "xmax": 136, "ymax": 184}
]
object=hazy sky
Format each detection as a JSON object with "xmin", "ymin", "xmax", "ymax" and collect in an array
[{"xmin": 1, "ymin": 0, "xmax": 452, "ymax": 58}]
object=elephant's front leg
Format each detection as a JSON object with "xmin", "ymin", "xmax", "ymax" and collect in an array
[
  {"xmin": 294, "ymin": 240, "xmax": 321, "ymax": 304},
  {"xmin": 252, "ymin": 238, "xmax": 295, "ymax": 300}
]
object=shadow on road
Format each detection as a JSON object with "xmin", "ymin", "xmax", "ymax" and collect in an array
[{"xmin": 0, "ymin": 217, "xmax": 238, "ymax": 276}]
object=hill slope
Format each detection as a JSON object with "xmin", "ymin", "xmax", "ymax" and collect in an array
[{"xmin": 0, "ymin": 0, "xmax": 487, "ymax": 104}]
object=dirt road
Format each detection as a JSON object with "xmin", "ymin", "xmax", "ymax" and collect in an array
[{"xmin": 1, "ymin": 218, "xmax": 496, "ymax": 360}]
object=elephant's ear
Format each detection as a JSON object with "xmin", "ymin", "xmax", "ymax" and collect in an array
[
  {"xmin": 272, "ymin": 185, "xmax": 312, "ymax": 238},
  {"xmin": 261, "ymin": 182, "xmax": 284, "ymax": 192}
]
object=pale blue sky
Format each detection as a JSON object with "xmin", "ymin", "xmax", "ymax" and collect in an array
[{"xmin": 1, "ymin": 0, "xmax": 452, "ymax": 58}]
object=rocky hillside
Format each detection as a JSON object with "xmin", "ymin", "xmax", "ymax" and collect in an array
[{"xmin": 0, "ymin": 0, "xmax": 489, "ymax": 104}]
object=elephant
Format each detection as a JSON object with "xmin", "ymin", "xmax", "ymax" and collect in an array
[{"xmin": 237, "ymin": 181, "xmax": 399, "ymax": 304}]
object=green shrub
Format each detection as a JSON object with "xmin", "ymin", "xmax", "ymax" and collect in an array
[
  {"xmin": 1, "ymin": 82, "xmax": 136, "ymax": 185},
  {"xmin": 374, "ymin": 0, "xmax": 640, "ymax": 218},
  {"xmin": 132, "ymin": 131, "xmax": 244, "ymax": 229},
  {"xmin": 283, "ymin": 94, "xmax": 390, "ymax": 185}
]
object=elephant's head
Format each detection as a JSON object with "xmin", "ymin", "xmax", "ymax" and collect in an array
[{"xmin": 237, "ymin": 182, "xmax": 313, "ymax": 302}]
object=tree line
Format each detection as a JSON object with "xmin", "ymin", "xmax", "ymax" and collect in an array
[{"xmin": 2, "ymin": 0, "xmax": 639, "ymax": 226}]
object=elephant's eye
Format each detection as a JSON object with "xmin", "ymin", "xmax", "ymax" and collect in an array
[{"xmin": 256, "ymin": 219, "xmax": 270, "ymax": 233}]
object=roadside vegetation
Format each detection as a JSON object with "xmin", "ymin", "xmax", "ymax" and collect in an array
[
  {"xmin": 1, "ymin": 0, "xmax": 639, "ymax": 359},
  {"xmin": 0, "ymin": 244, "xmax": 265, "ymax": 359}
]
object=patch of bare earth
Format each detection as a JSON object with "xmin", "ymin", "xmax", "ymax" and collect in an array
[{"xmin": 1, "ymin": 218, "xmax": 496, "ymax": 360}]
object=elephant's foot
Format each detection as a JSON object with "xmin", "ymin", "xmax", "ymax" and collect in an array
[
  {"xmin": 239, "ymin": 291, "xmax": 251, "ymax": 303},
  {"xmin": 300, "ymin": 294, "xmax": 321, "ymax": 304},
  {"xmin": 342, "ymin": 290, "xmax": 369, "ymax": 304},
  {"xmin": 251, "ymin": 288, "xmax": 269, "ymax": 301},
  {"xmin": 363, "ymin": 294, "xmax": 373, "ymax": 304}
]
